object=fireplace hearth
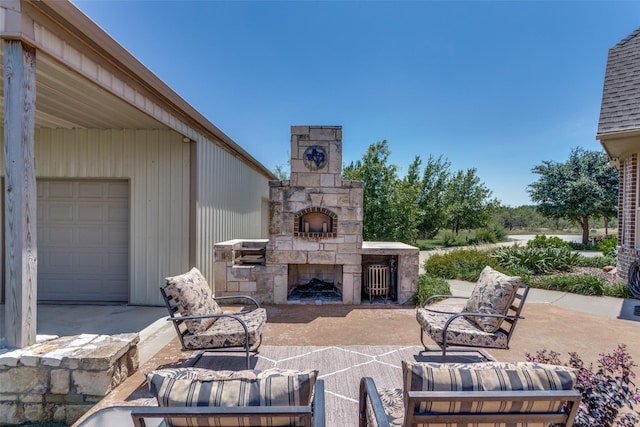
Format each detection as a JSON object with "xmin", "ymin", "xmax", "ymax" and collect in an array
[
  {"xmin": 213, "ymin": 125, "xmax": 419, "ymax": 305},
  {"xmin": 288, "ymin": 278, "xmax": 342, "ymax": 302}
]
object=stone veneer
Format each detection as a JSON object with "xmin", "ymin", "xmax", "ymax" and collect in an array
[
  {"xmin": 214, "ymin": 125, "xmax": 419, "ymax": 305},
  {"xmin": 0, "ymin": 333, "xmax": 138, "ymax": 425},
  {"xmin": 267, "ymin": 126, "xmax": 364, "ymax": 304},
  {"xmin": 362, "ymin": 242, "xmax": 420, "ymax": 303}
]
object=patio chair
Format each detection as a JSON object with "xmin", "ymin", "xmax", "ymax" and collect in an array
[
  {"xmin": 359, "ymin": 361, "xmax": 581, "ymax": 427},
  {"xmin": 417, "ymin": 266, "xmax": 529, "ymax": 361},
  {"xmin": 161, "ymin": 267, "xmax": 267, "ymax": 369},
  {"xmin": 76, "ymin": 377, "xmax": 325, "ymax": 427},
  {"xmin": 133, "ymin": 367, "xmax": 325, "ymax": 427}
]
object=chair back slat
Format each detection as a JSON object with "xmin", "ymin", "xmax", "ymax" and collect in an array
[
  {"xmin": 160, "ymin": 285, "xmax": 190, "ymax": 346},
  {"xmin": 503, "ymin": 283, "xmax": 529, "ymax": 343}
]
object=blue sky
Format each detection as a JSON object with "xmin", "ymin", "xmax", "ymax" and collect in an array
[{"xmin": 72, "ymin": 1, "xmax": 640, "ymax": 207}]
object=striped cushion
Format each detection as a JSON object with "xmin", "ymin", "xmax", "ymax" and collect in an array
[
  {"xmin": 402, "ymin": 361, "xmax": 577, "ymax": 417},
  {"xmin": 463, "ymin": 266, "xmax": 521, "ymax": 333},
  {"xmin": 146, "ymin": 367, "xmax": 318, "ymax": 427},
  {"xmin": 165, "ymin": 268, "xmax": 222, "ymax": 334}
]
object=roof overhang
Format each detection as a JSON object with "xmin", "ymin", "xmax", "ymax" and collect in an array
[
  {"xmin": 0, "ymin": 0, "xmax": 275, "ymax": 179},
  {"xmin": 597, "ymin": 129, "xmax": 640, "ymax": 162}
]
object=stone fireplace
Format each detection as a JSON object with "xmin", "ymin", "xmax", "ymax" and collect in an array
[{"xmin": 213, "ymin": 125, "xmax": 419, "ymax": 305}]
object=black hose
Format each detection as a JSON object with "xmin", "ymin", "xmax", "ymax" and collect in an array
[{"xmin": 627, "ymin": 260, "xmax": 640, "ymax": 299}]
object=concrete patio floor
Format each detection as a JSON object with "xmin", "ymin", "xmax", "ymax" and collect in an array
[
  {"xmin": 59, "ymin": 281, "xmax": 640, "ymax": 424},
  {"xmin": 3, "ymin": 281, "xmax": 639, "ymax": 367},
  {"xmin": 2, "ymin": 277, "xmax": 640, "ymax": 426}
]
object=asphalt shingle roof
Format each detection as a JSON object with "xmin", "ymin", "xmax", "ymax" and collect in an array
[{"xmin": 598, "ymin": 27, "xmax": 640, "ymax": 136}]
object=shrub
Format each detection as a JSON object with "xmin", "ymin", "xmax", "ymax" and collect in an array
[
  {"xmin": 531, "ymin": 274, "xmax": 606, "ymax": 296},
  {"xmin": 414, "ymin": 275, "xmax": 451, "ymax": 306},
  {"xmin": 467, "ymin": 229, "xmax": 498, "ymax": 245},
  {"xmin": 526, "ymin": 345, "xmax": 640, "ymax": 427},
  {"xmin": 576, "ymin": 255, "xmax": 617, "ymax": 268},
  {"xmin": 439, "ymin": 231, "xmax": 465, "ymax": 247},
  {"xmin": 605, "ymin": 283, "xmax": 633, "ymax": 299},
  {"xmin": 423, "ymin": 249, "xmax": 500, "ymax": 281},
  {"xmin": 501, "ymin": 264, "xmax": 533, "ymax": 284},
  {"xmin": 526, "ymin": 234, "xmax": 572, "ymax": 249},
  {"xmin": 492, "ymin": 246, "xmax": 580, "ymax": 274},
  {"xmin": 599, "ymin": 235, "xmax": 618, "ymax": 258},
  {"xmin": 569, "ymin": 241, "xmax": 599, "ymax": 251}
]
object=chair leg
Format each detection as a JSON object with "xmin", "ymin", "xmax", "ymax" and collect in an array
[
  {"xmin": 245, "ymin": 340, "xmax": 250, "ymax": 369},
  {"xmin": 421, "ymin": 329, "xmax": 449, "ymax": 361},
  {"xmin": 420, "ymin": 328, "xmax": 429, "ymax": 351}
]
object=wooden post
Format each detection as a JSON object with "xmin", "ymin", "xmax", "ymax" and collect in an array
[{"xmin": 4, "ymin": 40, "xmax": 37, "ymax": 348}]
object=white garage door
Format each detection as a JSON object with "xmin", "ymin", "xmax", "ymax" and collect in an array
[{"xmin": 37, "ymin": 180, "xmax": 129, "ymax": 302}]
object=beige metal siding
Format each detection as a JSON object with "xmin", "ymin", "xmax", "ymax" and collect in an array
[
  {"xmin": 0, "ymin": 128, "xmax": 190, "ymax": 306},
  {"xmin": 196, "ymin": 140, "xmax": 270, "ymax": 284}
]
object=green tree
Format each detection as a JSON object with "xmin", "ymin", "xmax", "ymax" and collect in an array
[
  {"xmin": 272, "ymin": 152, "xmax": 291, "ymax": 180},
  {"xmin": 392, "ymin": 156, "xmax": 424, "ymax": 243},
  {"xmin": 495, "ymin": 205, "xmax": 549, "ymax": 231},
  {"xmin": 343, "ymin": 140, "xmax": 399, "ymax": 240},
  {"xmin": 528, "ymin": 147, "xmax": 618, "ymax": 245},
  {"xmin": 417, "ymin": 155, "xmax": 451, "ymax": 238},
  {"xmin": 272, "ymin": 164, "xmax": 289, "ymax": 180},
  {"xmin": 443, "ymin": 168, "xmax": 496, "ymax": 234}
]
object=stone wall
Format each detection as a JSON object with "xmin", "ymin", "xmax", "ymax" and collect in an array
[
  {"xmin": 362, "ymin": 242, "xmax": 420, "ymax": 304},
  {"xmin": 267, "ymin": 126, "xmax": 364, "ymax": 304},
  {"xmin": 214, "ymin": 239, "xmax": 284, "ymax": 304},
  {"xmin": 212, "ymin": 125, "xmax": 420, "ymax": 305},
  {"xmin": 0, "ymin": 333, "xmax": 138, "ymax": 425}
]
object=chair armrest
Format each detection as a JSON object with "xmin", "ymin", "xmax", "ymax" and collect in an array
[
  {"xmin": 130, "ymin": 406, "xmax": 314, "ymax": 427},
  {"xmin": 359, "ymin": 377, "xmax": 390, "ymax": 427},
  {"xmin": 448, "ymin": 311, "xmax": 524, "ymax": 322},
  {"xmin": 214, "ymin": 294, "xmax": 261, "ymax": 309},
  {"xmin": 167, "ymin": 312, "xmax": 248, "ymax": 322},
  {"xmin": 166, "ymin": 313, "xmax": 250, "ymax": 336},
  {"xmin": 421, "ymin": 294, "xmax": 467, "ymax": 308},
  {"xmin": 442, "ymin": 311, "xmax": 525, "ymax": 334},
  {"xmin": 312, "ymin": 379, "xmax": 326, "ymax": 427}
]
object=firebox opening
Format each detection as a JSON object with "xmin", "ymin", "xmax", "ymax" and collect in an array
[
  {"xmin": 362, "ymin": 255, "xmax": 398, "ymax": 303},
  {"xmin": 299, "ymin": 212, "xmax": 333, "ymax": 233},
  {"xmin": 287, "ymin": 264, "xmax": 343, "ymax": 302},
  {"xmin": 293, "ymin": 207, "xmax": 338, "ymax": 238}
]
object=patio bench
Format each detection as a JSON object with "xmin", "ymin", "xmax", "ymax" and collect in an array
[
  {"xmin": 359, "ymin": 361, "xmax": 581, "ymax": 427},
  {"xmin": 136, "ymin": 367, "xmax": 325, "ymax": 427}
]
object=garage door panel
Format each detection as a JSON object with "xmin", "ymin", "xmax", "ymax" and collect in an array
[
  {"xmin": 78, "ymin": 205, "xmax": 104, "ymax": 221},
  {"xmin": 49, "ymin": 205, "xmax": 74, "ymax": 221},
  {"xmin": 107, "ymin": 229, "xmax": 128, "ymax": 245},
  {"xmin": 48, "ymin": 181, "xmax": 74, "ymax": 198},
  {"xmin": 38, "ymin": 180, "xmax": 129, "ymax": 302},
  {"xmin": 106, "ymin": 252, "xmax": 129, "ymax": 269},
  {"xmin": 47, "ymin": 227, "xmax": 75, "ymax": 244},
  {"xmin": 108, "ymin": 206, "xmax": 128, "ymax": 222},
  {"xmin": 77, "ymin": 228, "xmax": 103, "ymax": 245},
  {"xmin": 107, "ymin": 182, "xmax": 128, "ymax": 197},
  {"xmin": 48, "ymin": 251, "xmax": 74, "ymax": 268},
  {"xmin": 78, "ymin": 182, "xmax": 106, "ymax": 198},
  {"xmin": 77, "ymin": 252, "xmax": 104, "ymax": 269}
]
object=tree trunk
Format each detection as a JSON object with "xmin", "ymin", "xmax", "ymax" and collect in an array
[
  {"xmin": 604, "ymin": 217, "xmax": 609, "ymax": 236},
  {"xmin": 580, "ymin": 217, "xmax": 590, "ymax": 245}
]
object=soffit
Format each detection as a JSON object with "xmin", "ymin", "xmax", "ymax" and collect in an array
[{"xmin": 0, "ymin": 47, "xmax": 166, "ymax": 130}]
